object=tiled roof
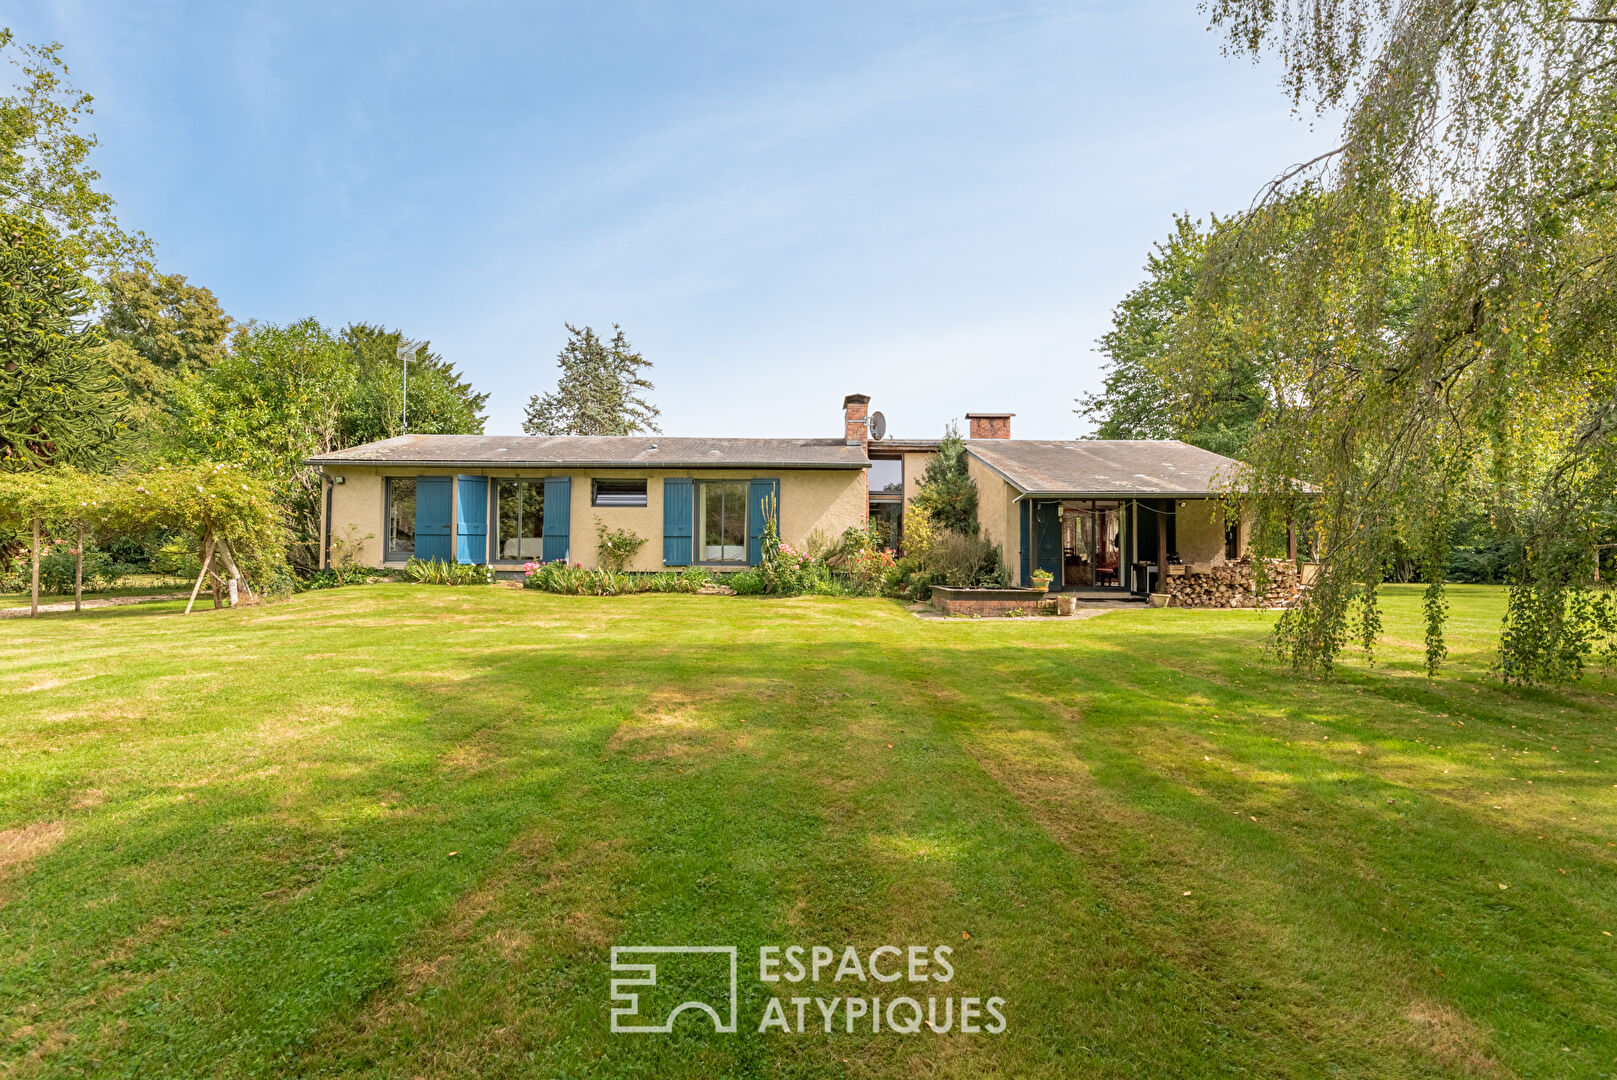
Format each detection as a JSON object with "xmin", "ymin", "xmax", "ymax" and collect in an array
[
  {"xmin": 966, "ymin": 439, "xmax": 1246, "ymax": 496},
  {"xmin": 308, "ymin": 434, "xmax": 869, "ymax": 469}
]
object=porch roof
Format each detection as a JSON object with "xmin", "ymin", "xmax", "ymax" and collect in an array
[
  {"xmin": 307, "ymin": 433, "xmax": 870, "ymax": 470},
  {"xmin": 966, "ymin": 439, "xmax": 1245, "ymax": 497}
]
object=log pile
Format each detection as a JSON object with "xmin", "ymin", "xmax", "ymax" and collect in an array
[{"xmin": 1163, "ymin": 558, "xmax": 1303, "ymax": 609}]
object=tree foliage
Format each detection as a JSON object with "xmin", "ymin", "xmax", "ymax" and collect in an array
[
  {"xmin": 0, "ymin": 29, "xmax": 151, "ymax": 277},
  {"xmin": 99, "ymin": 269, "xmax": 232, "ymax": 420},
  {"xmin": 523, "ymin": 324, "xmax": 661, "ymax": 436},
  {"xmin": 0, "ymin": 461, "xmax": 286, "ymax": 591},
  {"xmin": 1190, "ymin": 0, "xmax": 1617, "ymax": 681},
  {"xmin": 169, "ymin": 319, "xmax": 487, "ymax": 571},
  {"xmin": 338, "ymin": 323, "xmax": 487, "ymax": 445},
  {"xmin": 1078, "ymin": 214, "xmax": 1271, "ymax": 458},
  {"xmin": 910, "ymin": 422, "xmax": 979, "ymax": 535},
  {"xmin": 172, "ymin": 318, "xmax": 354, "ymax": 569},
  {"xmin": 0, "ymin": 210, "xmax": 123, "ymax": 471}
]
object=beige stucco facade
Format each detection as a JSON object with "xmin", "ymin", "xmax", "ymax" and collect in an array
[
  {"xmin": 900, "ymin": 452, "xmax": 934, "ymax": 505},
  {"xmin": 968, "ymin": 456, "xmax": 1021, "ymax": 574},
  {"xmin": 321, "ymin": 465, "xmax": 867, "ymax": 572}
]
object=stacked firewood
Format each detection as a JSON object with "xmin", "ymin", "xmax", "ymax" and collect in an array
[{"xmin": 1162, "ymin": 558, "xmax": 1303, "ymax": 608}]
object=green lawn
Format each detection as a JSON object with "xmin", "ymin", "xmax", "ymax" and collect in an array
[{"xmin": 1, "ymin": 585, "xmax": 1613, "ymax": 1078}]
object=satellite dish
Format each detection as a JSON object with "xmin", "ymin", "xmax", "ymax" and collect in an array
[{"xmin": 868, "ymin": 411, "xmax": 887, "ymax": 441}]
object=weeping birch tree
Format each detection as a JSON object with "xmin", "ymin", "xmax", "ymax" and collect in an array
[{"xmin": 1184, "ymin": 0, "xmax": 1617, "ymax": 680}]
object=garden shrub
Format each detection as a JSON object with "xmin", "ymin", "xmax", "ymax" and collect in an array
[
  {"xmin": 39, "ymin": 547, "xmax": 123, "ymax": 593},
  {"xmin": 728, "ymin": 568, "xmax": 767, "ymax": 595},
  {"xmin": 405, "ymin": 558, "xmax": 494, "ymax": 585},
  {"xmin": 594, "ymin": 519, "xmax": 649, "ymax": 572},
  {"xmin": 883, "ymin": 502, "xmax": 1008, "ymax": 601},
  {"xmin": 522, "ymin": 560, "xmax": 714, "ymax": 595}
]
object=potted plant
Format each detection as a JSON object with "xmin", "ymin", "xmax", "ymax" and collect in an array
[{"xmin": 1030, "ymin": 568, "xmax": 1054, "ymax": 592}]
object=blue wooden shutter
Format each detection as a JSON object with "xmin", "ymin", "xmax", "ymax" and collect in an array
[
  {"xmin": 747, "ymin": 478, "xmax": 780, "ymax": 566},
  {"xmin": 663, "ymin": 479, "xmax": 693, "ymax": 566},
  {"xmin": 541, "ymin": 477, "xmax": 571, "ymax": 562},
  {"xmin": 455, "ymin": 475, "xmax": 489, "ymax": 565},
  {"xmin": 414, "ymin": 476, "xmax": 453, "ymax": 562}
]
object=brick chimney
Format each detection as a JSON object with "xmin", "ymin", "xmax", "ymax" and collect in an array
[
  {"xmin": 966, "ymin": 412, "xmax": 1013, "ymax": 439},
  {"xmin": 843, "ymin": 394, "xmax": 871, "ymax": 446}
]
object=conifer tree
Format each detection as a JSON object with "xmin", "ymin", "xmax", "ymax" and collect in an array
[{"xmin": 0, "ymin": 211, "xmax": 123, "ymax": 471}]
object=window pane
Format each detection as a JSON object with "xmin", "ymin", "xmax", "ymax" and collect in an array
[
  {"xmin": 388, "ymin": 478, "xmax": 416, "ymax": 556},
  {"xmin": 869, "ymin": 501, "xmax": 902, "ymax": 549},
  {"xmin": 522, "ymin": 483, "xmax": 544, "ymax": 550},
  {"xmin": 497, "ymin": 481, "xmax": 546, "ymax": 560},
  {"xmin": 869, "ymin": 458, "xmax": 903, "ymax": 496},
  {"xmin": 697, "ymin": 480, "xmax": 747, "ymax": 563},
  {"xmin": 593, "ymin": 479, "xmax": 648, "ymax": 507}
]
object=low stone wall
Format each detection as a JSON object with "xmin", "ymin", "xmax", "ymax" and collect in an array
[
  {"xmin": 1162, "ymin": 558, "xmax": 1303, "ymax": 609},
  {"xmin": 931, "ymin": 586, "xmax": 1050, "ymax": 617}
]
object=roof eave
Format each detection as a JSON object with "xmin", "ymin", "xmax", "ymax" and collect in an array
[{"xmin": 307, "ymin": 458, "xmax": 870, "ymax": 470}]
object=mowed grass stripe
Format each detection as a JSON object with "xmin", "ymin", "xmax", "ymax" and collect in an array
[{"xmin": 0, "ymin": 585, "xmax": 1612, "ymax": 1078}]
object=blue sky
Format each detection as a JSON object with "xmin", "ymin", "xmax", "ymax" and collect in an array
[{"xmin": 11, "ymin": 2, "xmax": 1331, "ymax": 440}]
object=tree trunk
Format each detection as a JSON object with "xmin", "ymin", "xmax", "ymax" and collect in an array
[
  {"xmin": 75, "ymin": 521, "xmax": 83, "ymax": 613},
  {"xmin": 30, "ymin": 517, "xmax": 40, "ymax": 618},
  {"xmin": 215, "ymin": 538, "xmax": 253, "ymax": 603}
]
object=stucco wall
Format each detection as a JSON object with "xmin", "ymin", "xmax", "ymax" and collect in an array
[
  {"xmin": 326, "ymin": 470, "xmax": 386, "ymax": 567},
  {"xmin": 320, "ymin": 465, "xmax": 866, "ymax": 571},
  {"xmin": 1174, "ymin": 498, "xmax": 1251, "ymax": 567},
  {"xmin": 1175, "ymin": 498, "xmax": 1227, "ymax": 566},
  {"xmin": 968, "ymin": 456, "xmax": 1020, "ymax": 579},
  {"xmin": 901, "ymin": 452, "xmax": 934, "ymax": 505}
]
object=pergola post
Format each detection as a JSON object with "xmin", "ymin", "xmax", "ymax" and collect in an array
[
  {"xmin": 30, "ymin": 517, "xmax": 40, "ymax": 618},
  {"xmin": 1156, "ymin": 499, "xmax": 1169, "ymax": 593},
  {"xmin": 74, "ymin": 520, "xmax": 83, "ymax": 613}
]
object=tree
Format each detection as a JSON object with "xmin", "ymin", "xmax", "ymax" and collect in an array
[
  {"xmin": 523, "ymin": 324, "xmax": 660, "ymax": 436},
  {"xmin": 338, "ymin": 323, "xmax": 487, "ymax": 445},
  {"xmin": 99, "ymin": 269, "xmax": 233, "ymax": 430},
  {"xmin": 1078, "ymin": 214, "xmax": 1270, "ymax": 458},
  {"xmin": 172, "ymin": 318, "xmax": 354, "ymax": 570},
  {"xmin": 911, "ymin": 422, "xmax": 979, "ymax": 535},
  {"xmin": 0, "ymin": 210, "xmax": 123, "ymax": 471},
  {"xmin": 1189, "ymin": 0, "xmax": 1617, "ymax": 681},
  {"xmin": 0, "ymin": 30, "xmax": 151, "ymax": 277}
]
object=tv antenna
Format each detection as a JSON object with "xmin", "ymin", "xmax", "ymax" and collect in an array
[{"xmin": 397, "ymin": 340, "xmax": 425, "ymax": 434}]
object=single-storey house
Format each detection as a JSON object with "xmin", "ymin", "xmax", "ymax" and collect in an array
[{"xmin": 309, "ymin": 395, "xmax": 1261, "ymax": 596}]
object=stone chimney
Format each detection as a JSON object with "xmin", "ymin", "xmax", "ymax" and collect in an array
[
  {"xmin": 966, "ymin": 412, "xmax": 1013, "ymax": 439},
  {"xmin": 843, "ymin": 394, "xmax": 871, "ymax": 446}
]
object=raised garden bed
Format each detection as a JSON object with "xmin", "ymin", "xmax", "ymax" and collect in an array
[{"xmin": 931, "ymin": 586, "xmax": 1050, "ymax": 617}]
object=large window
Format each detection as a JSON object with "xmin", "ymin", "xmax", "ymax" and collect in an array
[
  {"xmin": 592, "ymin": 478, "xmax": 648, "ymax": 507},
  {"xmin": 496, "ymin": 480, "xmax": 545, "ymax": 560},
  {"xmin": 869, "ymin": 457, "xmax": 903, "ymax": 496},
  {"xmin": 386, "ymin": 478, "xmax": 416, "ymax": 560},
  {"xmin": 696, "ymin": 480, "xmax": 748, "ymax": 564}
]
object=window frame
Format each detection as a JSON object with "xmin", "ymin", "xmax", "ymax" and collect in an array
[
  {"xmin": 591, "ymin": 477, "xmax": 649, "ymax": 508},
  {"xmin": 384, "ymin": 476, "xmax": 417, "ymax": 562},
  {"xmin": 693, "ymin": 479, "xmax": 749, "ymax": 566},
  {"xmin": 868, "ymin": 456, "xmax": 904, "ymax": 498},
  {"xmin": 495, "ymin": 479, "xmax": 547, "ymax": 562}
]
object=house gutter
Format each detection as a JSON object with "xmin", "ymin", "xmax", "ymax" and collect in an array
[
  {"xmin": 321, "ymin": 472, "xmax": 333, "ymax": 571},
  {"xmin": 304, "ymin": 458, "xmax": 870, "ymax": 470}
]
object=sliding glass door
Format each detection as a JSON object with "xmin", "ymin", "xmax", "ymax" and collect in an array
[{"xmin": 696, "ymin": 481, "xmax": 747, "ymax": 564}]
